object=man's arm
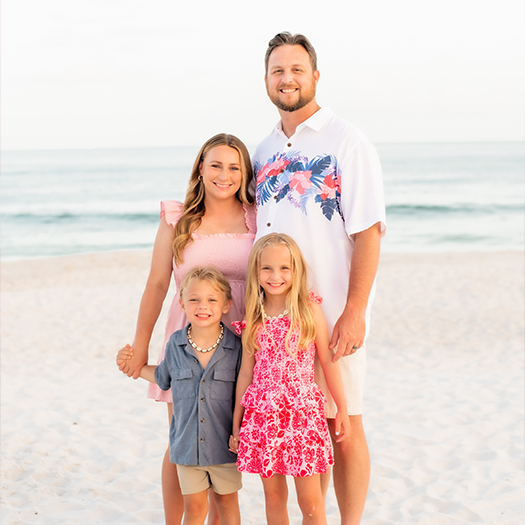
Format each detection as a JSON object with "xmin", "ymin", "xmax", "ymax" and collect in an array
[{"xmin": 330, "ymin": 222, "xmax": 382, "ymax": 361}]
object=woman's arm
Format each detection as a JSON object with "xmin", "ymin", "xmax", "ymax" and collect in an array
[
  {"xmin": 313, "ymin": 302, "xmax": 351, "ymax": 441},
  {"xmin": 229, "ymin": 346, "xmax": 255, "ymax": 453},
  {"xmin": 118, "ymin": 218, "xmax": 175, "ymax": 379}
]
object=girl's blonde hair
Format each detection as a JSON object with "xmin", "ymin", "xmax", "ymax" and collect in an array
[
  {"xmin": 243, "ymin": 233, "xmax": 316, "ymax": 355},
  {"xmin": 173, "ymin": 133, "xmax": 254, "ymax": 265},
  {"xmin": 179, "ymin": 266, "xmax": 232, "ymax": 302}
]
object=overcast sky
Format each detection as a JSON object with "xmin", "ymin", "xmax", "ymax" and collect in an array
[{"xmin": 1, "ymin": 0, "xmax": 524, "ymax": 150}]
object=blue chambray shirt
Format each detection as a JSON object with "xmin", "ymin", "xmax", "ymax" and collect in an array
[{"xmin": 154, "ymin": 324, "xmax": 242, "ymax": 467}]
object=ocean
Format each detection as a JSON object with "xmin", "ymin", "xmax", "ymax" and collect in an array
[{"xmin": 1, "ymin": 142, "xmax": 523, "ymax": 260}]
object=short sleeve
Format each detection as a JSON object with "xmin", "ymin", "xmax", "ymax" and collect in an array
[
  {"xmin": 231, "ymin": 320, "xmax": 247, "ymax": 336},
  {"xmin": 154, "ymin": 359, "xmax": 171, "ymax": 391},
  {"xmin": 339, "ymin": 137, "xmax": 386, "ymax": 238},
  {"xmin": 243, "ymin": 204, "xmax": 257, "ymax": 234},
  {"xmin": 160, "ymin": 200, "xmax": 183, "ymax": 227},
  {"xmin": 308, "ymin": 291, "xmax": 323, "ymax": 304}
]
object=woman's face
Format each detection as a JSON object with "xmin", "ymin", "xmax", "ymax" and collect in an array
[{"xmin": 199, "ymin": 145, "xmax": 243, "ymax": 203}]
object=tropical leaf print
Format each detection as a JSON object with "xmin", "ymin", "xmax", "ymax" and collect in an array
[{"xmin": 255, "ymin": 152, "xmax": 342, "ymax": 220}]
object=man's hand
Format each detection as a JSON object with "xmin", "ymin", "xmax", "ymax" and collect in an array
[{"xmin": 329, "ymin": 307, "xmax": 366, "ymax": 361}]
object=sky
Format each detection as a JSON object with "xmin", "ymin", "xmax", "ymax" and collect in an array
[{"xmin": 1, "ymin": 0, "xmax": 524, "ymax": 150}]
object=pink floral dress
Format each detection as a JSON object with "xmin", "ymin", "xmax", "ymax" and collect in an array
[{"xmin": 234, "ymin": 294, "xmax": 333, "ymax": 478}]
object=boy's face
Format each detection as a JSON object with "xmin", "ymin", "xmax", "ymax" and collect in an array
[{"xmin": 180, "ymin": 279, "xmax": 231, "ymax": 329}]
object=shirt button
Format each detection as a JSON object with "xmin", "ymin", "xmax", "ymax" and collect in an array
[
  {"xmin": 200, "ymin": 437, "xmax": 205, "ymax": 442},
  {"xmin": 273, "ymin": 195, "xmax": 278, "ymax": 200},
  {"xmin": 200, "ymin": 397, "xmax": 205, "ymax": 402},
  {"xmin": 267, "ymin": 222, "xmax": 271, "ymax": 227},
  {"xmin": 194, "ymin": 359, "xmax": 198, "ymax": 363},
  {"xmin": 201, "ymin": 379, "xmax": 205, "ymax": 383},
  {"xmin": 200, "ymin": 418, "xmax": 205, "ymax": 423},
  {"xmin": 287, "ymin": 142, "xmax": 292, "ymax": 147}
]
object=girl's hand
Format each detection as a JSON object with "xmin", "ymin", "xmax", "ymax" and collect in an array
[
  {"xmin": 229, "ymin": 430, "xmax": 240, "ymax": 454},
  {"xmin": 333, "ymin": 411, "xmax": 351, "ymax": 443}
]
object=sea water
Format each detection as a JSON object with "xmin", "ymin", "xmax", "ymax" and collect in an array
[{"xmin": 1, "ymin": 142, "xmax": 523, "ymax": 260}]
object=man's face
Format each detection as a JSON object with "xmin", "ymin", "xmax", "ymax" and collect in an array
[{"xmin": 265, "ymin": 44, "xmax": 319, "ymax": 113}]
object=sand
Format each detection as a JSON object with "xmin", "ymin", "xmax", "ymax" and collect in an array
[{"xmin": 1, "ymin": 250, "xmax": 523, "ymax": 524}]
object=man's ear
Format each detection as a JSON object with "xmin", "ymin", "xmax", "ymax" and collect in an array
[{"xmin": 314, "ymin": 70, "xmax": 320, "ymax": 84}]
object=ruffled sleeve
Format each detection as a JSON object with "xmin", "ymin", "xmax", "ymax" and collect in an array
[
  {"xmin": 231, "ymin": 320, "xmax": 247, "ymax": 336},
  {"xmin": 242, "ymin": 204, "xmax": 257, "ymax": 234},
  {"xmin": 308, "ymin": 291, "xmax": 323, "ymax": 304},
  {"xmin": 160, "ymin": 200, "xmax": 183, "ymax": 227}
]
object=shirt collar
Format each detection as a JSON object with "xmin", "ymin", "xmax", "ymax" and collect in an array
[{"xmin": 275, "ymin": 106, "xmax": 333, "ymax": 135}]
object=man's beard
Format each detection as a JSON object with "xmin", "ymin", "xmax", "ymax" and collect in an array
[{"xmin": 267, "ymin": 83, "xmax": 316, "ymax": 113}]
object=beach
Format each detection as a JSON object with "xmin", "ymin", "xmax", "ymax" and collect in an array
[{"xmin": 1, "ymin": 250, "xmax": 523, "ymax": 524}]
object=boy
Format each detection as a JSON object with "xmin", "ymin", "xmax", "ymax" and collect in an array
[{"xmin": 117, "ymin": 266, "xmax": 242, "ymax": 524}]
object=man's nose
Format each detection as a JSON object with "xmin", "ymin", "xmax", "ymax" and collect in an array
[{"xmin": 283, "ymin": 69, "xmax": 295, "ymax": 83}]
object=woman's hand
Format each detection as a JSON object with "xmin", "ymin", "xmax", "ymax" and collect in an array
[{"xmin": 117, "ymin": 344, "xmax": 146, "ymax": 379}]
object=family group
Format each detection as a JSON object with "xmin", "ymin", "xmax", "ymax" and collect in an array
[{"xmin": 116, "ymin": 31, "xmax": 386, "ymax": 525}]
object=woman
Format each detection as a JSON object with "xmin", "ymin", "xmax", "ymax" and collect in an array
[{"xmin": 119, "ymin": 133, "xmax": 256, "ymax": 524}]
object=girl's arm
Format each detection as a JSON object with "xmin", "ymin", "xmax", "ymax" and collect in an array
[
  {"xmin": 229, "ymin": 346, "xmax": 255, "ymax": 453},
  {"xmin": 118, "ymin": 218, "xmax": 175, "ymax": 379},
  {"xmin": 313, "ymin": 302, "xmax": 351, "ymax": 442}
]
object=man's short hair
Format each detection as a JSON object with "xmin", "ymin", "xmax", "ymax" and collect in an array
[{"xmin": 264, "ymin": 32, "xmax": 318, "ymax": 74}]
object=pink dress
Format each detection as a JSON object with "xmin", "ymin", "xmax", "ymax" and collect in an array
[
  {"xmin": 147, "ymin": 200, "xmax": 256, "ymax": 402},
  {"xmin": 235, "ymin": 294, "xmax": 334, "ymax": 478}
]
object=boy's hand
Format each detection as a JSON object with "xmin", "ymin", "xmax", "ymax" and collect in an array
[
  {"xmin": 228, "ymin": 432, "xmax": 240, "ymax": 454},
  {"xmin": 116, "ymin": 344, "xmax": 134, "ymax": 372},
  {"xmin": 333, "ymin": 411, "xmax": 351, "ymax": 443}
]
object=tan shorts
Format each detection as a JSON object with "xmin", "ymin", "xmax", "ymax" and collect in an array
[
  {"xmin": 315, "ymin": 345, "xmax": 366, "ymax": 417},
  {"xmin": 176, "ymin": 463, "xmax": 242, "ymax": 495}
]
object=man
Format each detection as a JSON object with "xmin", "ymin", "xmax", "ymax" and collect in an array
[{"xmin": 253, "ymin": 32, "xmax": 386, "ymax": 524}]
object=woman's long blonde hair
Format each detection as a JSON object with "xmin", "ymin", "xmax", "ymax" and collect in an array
[
  {"xmin": 173, "ymin": 133, "xmax": 254, "ymax": 265},
  {"xmin": 243, "ymin": 233, "xmax": 316, "ymax": 356}
]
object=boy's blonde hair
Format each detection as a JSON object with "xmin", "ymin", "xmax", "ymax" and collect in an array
[
  {"xmin": 179, "ymin": 266, "xmax": 232, "ymax": 302},
  {"xmin": 243, "ymin": 233, "xmax": 316, "ymax": 355}
]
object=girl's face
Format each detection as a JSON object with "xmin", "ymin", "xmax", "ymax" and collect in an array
[
  {"xmin": 180, "ymin": 279, "xmax": 231, "ymax": 329},
  {"xmin": 199, "ymin": 145, "xmax": 243, "ymax": 203},
  {"xmin": 258, "ymin": 244, "xmax": 293, "ymax": 298}
]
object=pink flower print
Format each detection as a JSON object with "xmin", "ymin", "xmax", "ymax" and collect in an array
[
  {"xmin": 231, "ymin": 320, "xmax": 246, "ymax": 335},
  {"xmin": 289, "ymin": 170, "xmax": 313, "ymax": 195},
  {"xmin": 319, "ymin": 173, "xmax": 340, "ymax": 201},
  {"xmin": 257, "ymin": 158, "xmax": 290, "ymax": 184}
]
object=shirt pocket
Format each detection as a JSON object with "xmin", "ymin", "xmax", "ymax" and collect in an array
[
  {"xmin": 211, "ymin": 369, "xmax": 237, "ymax": 400},
  {"xmin": 170, "ymin": 368, "xmax": 196, "ymax": 399}
]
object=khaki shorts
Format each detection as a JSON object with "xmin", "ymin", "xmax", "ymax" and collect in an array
[
  {"xmin": 315, "ymin": 345, "xmax": 367, "ymax": 417},
  {"xmin": 176, "ymin": 463, "xmax": 242, "ymax": 495}
]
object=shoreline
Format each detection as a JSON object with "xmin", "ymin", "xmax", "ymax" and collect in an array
[{"xmin": 1, "ymin": 250, "xmax": 524, "ymax": 524}]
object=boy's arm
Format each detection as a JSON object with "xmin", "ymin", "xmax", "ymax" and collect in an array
[
  {"xmin": 139, "ymin": 365, "xmax": 157, "ymax": 384},
  {"xmin": 229, "ymin": 346, "xmax": 255, "ymax": 453},
  {"xmin": 313, "ymin": 302, "xmax": 351, "ymax": 442}
]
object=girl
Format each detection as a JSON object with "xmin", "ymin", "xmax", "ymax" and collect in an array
[
  {"xmin": 118, "ymin": 267, "xmax": 242, "ymax": 525},
  {"xmin": 117, "ymin": 133, "xmax": 255, "ymax": 525},
  {"xmin": 229, "ymin": 233, "xmax": 350, "ymax": 525}
]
